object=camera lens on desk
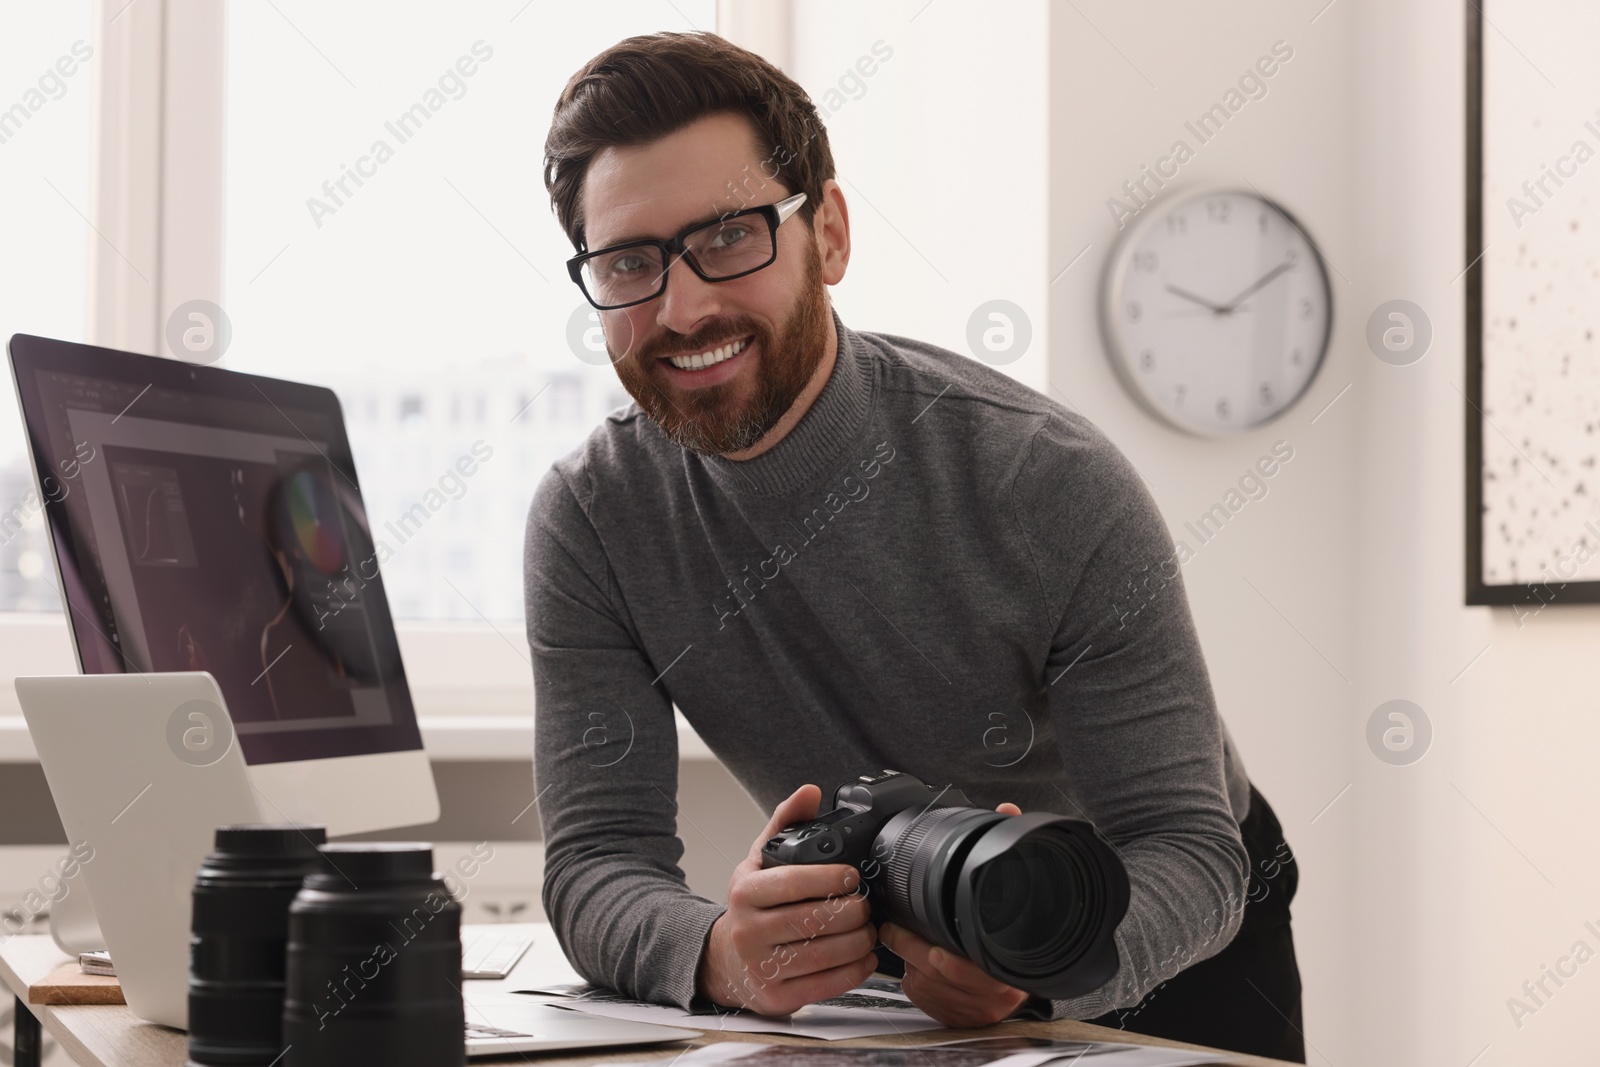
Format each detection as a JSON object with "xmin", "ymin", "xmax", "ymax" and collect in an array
[
  {"xmin": 283, "ymin": 843, "xmax": 464, "ymax": 1067},
  {"xmin": 188, "ymin": 823, "xmax": 328, "ymax": 1066}
]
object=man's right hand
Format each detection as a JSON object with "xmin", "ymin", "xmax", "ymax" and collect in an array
[{"xmin": 696, "ymin": 784, "xmax": 880, "ymax": 1016}]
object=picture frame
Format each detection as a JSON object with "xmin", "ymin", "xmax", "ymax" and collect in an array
[{"xmin": 1464, "ymin": 0, "xmax": 1600, "ymax": 609}]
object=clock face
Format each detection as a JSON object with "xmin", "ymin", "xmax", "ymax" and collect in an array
[{"xmin": 1101, "ymin": 188, "xmax": 1331, "ymax": 437}]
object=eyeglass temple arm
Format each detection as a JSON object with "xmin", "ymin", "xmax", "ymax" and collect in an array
[{"xmin": 774, "ymin": 191, "xmax": 807, "ymax": 222}]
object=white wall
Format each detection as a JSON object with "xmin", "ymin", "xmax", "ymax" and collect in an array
[
  {"xmin": 1050, "ymin": 1, "xmax": 1361, "ymax": 1055},
  {"xmin": 1054, "ymin": 1, "xmax": 1600, "ymax": 1064},
  {"xmin": 1349, "ymin": 1, "xmax": 1479, "ymax": 1063}
]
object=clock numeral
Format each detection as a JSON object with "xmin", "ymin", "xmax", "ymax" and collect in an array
[
  {"xmin": 1299, "ymin": 297, "xmax": 1314, "ymax": 320},
  {"xmin": 1285, "ymin": 248, "xmax": 1299, "ymax": 267},
  {"xmin": 1259, "ymin": 212, "xmax": 1269, "ymax": 234},
  {"xmin": 1133, "ymin": 250, "xmax": 1160, "ymax": 272},
  {"xmin": 1126, "ymin": 300, "xmax": 1142, "ymax": 323},
  {"xmin": 1216, "ymin": 397, "xmax": 1231, "ymax": 421},
  {"xmin": 1173, "ymin": 384, "xmax": 1186, "ymax": 406},
  {"xmin": 1139, "ymin": 349, "xmax": 1155, "ymax": 373},
  {"xmin": 1259, "ymin": 382, "xmax": 1275, "ymax": 407},
  {"xmin": 1166, "ymin": 213, "xmax": 1187, "ymax": 236},
  {"xmin": 1206, "ymin": 199, "xmax": 1231, "ymax": 223},
  {"xmin": 1290, "ymin": 346, "xmax": 1303, "ymax": 366}
]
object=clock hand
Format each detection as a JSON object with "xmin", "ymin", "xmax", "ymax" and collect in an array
[
  {"xmin": 1165, "ymin": 306, "xmax": 1254, "ymax": 318},
  {"xmin": 1165, "ymin": 284, "xmax": 1230, "ymax": 314},
  {"xmin": 1220, "ymin": 261, "xmax": 1293, "ymax": 312}
]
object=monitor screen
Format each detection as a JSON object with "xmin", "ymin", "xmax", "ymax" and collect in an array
[{"xmin": 7, "ymin": 334, "xmax": 423, "ymax": 765}]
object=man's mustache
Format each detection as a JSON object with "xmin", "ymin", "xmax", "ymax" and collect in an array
[{"xmin": 638, "ymin": 324, "xmax": 761, "ymax": 363}]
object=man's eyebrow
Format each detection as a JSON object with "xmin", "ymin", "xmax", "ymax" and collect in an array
[{"xmin": 592, "ymin": 204, "xmax": 751, "ymax": 250}]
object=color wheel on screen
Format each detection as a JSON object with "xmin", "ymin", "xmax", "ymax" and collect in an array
[{"xmin": 286, "ymin": 469, "xmax": 345, "ymax": 575}]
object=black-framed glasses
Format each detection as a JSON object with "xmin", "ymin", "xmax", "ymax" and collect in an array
[{"xmin": 567, "ymin": 191, "xmax": 809, "ymax": 310}]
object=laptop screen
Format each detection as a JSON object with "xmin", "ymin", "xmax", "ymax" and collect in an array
[{"xmin": 7, "ymin": 334, "xmax": 424, "ymax": 764}]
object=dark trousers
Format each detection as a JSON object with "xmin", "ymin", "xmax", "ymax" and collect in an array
[{"xmin": 1086, "ymin": 783, "xmax": 1305, "ymax": 1063}]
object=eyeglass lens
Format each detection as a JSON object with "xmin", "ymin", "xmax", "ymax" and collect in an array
[{"xmin": 580, "ymin": 213, "xmax": 776, "ymax": 307}]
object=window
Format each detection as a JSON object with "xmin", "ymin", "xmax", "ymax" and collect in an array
[
  {"xmin": 0, "ymin": 0, "xmax": 1048, "ymax": 635},
  {"xmin": 0, "ymin": 2, "xmax": 93, "ymax": 614},
  {"xmin": 791, "ymin": 1, "xmax": 1048, "ymax": 391},
  {"xmin": 220, "ymin": 1, "xmax": 716, "ymax": 622}
]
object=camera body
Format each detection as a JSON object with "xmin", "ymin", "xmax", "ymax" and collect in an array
[
  {"xmin": 761, "ymin": 769, "xmax": 963, "ymax": 873},
  {"xmin": 761, "ymin": 769, "xmax": 1129, "ymax": 1001}
]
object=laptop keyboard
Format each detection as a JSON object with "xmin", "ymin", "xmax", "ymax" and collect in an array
[
  {"xmin": 461, "ymin": 926, "xmax": 535, "ymax": 979},
  {"xmin": 466, "ymin": 1022, "xmax": 538, "ymax": 1040}
]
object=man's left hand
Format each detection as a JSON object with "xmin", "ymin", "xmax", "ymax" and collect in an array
[{"xmin": 877, "ymin": 802, "xmax": 1032, "ymax": 1028}]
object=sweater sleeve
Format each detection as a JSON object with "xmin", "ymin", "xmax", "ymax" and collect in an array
[
  {"xmin": 1008, "ymin": 412, "xmax": 1249, "ymax": 1021},
  {"xmin": 525, "ymin": 463, "xmax": 725, "ymax": 1009}
]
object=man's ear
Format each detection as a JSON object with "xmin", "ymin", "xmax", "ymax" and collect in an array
[{"xmin": 813, "ymin": 178, "xmax": 850, "ymax": 285}]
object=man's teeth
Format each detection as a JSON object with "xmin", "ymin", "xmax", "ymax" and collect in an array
[{"xmin": 667, "ymin": 337, "xmax": 747, "ymax": 371}]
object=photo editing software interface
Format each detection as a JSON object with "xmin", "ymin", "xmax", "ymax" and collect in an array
[{"xmin": 11, "ymin": 340, "xmax": 423, "ymax": 764}]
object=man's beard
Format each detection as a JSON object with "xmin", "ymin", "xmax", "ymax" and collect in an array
[{"xmin": 610, "ymin": 249, "xmax": 830, "ymax": 456}]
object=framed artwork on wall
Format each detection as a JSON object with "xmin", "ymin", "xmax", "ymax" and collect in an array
[{"xmin": 1466, "ymin": 0, "xmax": 1600, "ymax": 610}]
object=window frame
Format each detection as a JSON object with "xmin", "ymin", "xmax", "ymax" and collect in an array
[
  {"xmin": 0, "ymin": 0, "xmax": 553, "ymax": 713},
  {"xmin": 0, "ymin": 2, "xmax": 801, "ymax": 728},
  {"xmin": 0, "ymin": 0, "xmax": 1047, "ymax": 751}
]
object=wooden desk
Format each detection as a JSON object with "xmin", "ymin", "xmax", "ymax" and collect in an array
[{"xmin": 0, "ymin": 925, "xmax": 1296, "ymax": 1067}]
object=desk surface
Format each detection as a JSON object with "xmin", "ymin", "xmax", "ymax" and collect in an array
[{"xmin": 0, "ymin": 925, "xmax": 1296, "ymax": 1067}]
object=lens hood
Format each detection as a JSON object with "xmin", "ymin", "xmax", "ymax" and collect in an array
[{"xmin": 952, "ymin": 812, "xmax": 1129, "ymax": 999}]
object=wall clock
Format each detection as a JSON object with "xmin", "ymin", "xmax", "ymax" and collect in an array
[{"xmin": 1099, "ymin": 187, "xmax": 1332, "ymax": 437}]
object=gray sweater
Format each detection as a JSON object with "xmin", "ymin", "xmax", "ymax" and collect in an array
[{"xmin": 525, "ymin": 307, "xmax": 1253, "ymax": 1021}]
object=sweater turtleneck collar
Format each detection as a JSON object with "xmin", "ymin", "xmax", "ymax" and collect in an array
[{"xmin": 696, "ymin": 306, "xmax": 876, "ymax": 499}]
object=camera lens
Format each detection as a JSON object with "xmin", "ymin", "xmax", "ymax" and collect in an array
[
  {"xmin": 874, "ymin": 806, "xmax": 995, "ymax": 947},
  {"xmin": 188, "ymin": 824, "xmax": 328, "ymax": 1066},
  {"xmin": 972, "ymin": 830, "xmax": 1095, "ymax": 970},
  {"xmin": 282, "ymin": 843, "xmax": 464, "ymax": 1067},
  {"xmin": 870, "ymin": 807, "xmax": 1127, "ymax": 1000},
  {"xmin": 978, "ymin": 841, "xmax": 1076, "ymax": 951}
]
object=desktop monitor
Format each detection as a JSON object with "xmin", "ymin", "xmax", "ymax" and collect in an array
[{"xmin": 6, "ymin": 333, "xmax": 439, "ymax": 834}]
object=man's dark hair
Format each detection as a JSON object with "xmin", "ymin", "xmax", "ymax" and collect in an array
[{"xmin": 543, "ymin": 31, "xmax": 834, "ymax": 252}]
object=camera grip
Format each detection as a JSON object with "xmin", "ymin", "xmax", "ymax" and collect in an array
[{"xmin": 759, "ymin": 824, "xmax": 848, "ymax": 867}]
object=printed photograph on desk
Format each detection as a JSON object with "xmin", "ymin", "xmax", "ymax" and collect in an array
[
  {"xmin": 526, "ymin": 979, "xmax": 944, "ymax": 1040},
  {"xmin": 584, "ymin": 1038, "xmax": 1230, "ymax": 1067},
  {"xmin": 726, "ymin": 1043, "xmax": 1222, "ymax": 1067}
]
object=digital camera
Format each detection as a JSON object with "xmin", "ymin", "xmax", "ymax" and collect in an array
[{"xmin": 760, "ymin": 769, "xmax": 1129, "ymax": 1000}]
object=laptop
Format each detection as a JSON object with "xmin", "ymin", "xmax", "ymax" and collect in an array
[
  {"xmin": 17, "ymin": 672, "xmax": 698, "ymax": 1056},
  {"xmin": 19, "ymin": 671, "xmax": 260, "ymax": 1029}
]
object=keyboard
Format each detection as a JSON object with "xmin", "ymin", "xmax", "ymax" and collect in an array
[
  {"xmin": 461, "ymin": 995, "xmax": 699, "ymax": 1058},
  {"xmin": 461, "ymin": 925, "xmax": 535, "ymax": 979},
  {"xmin": 466, "ymin": 1021, "xmax": 546, "ymax": 1054}
]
